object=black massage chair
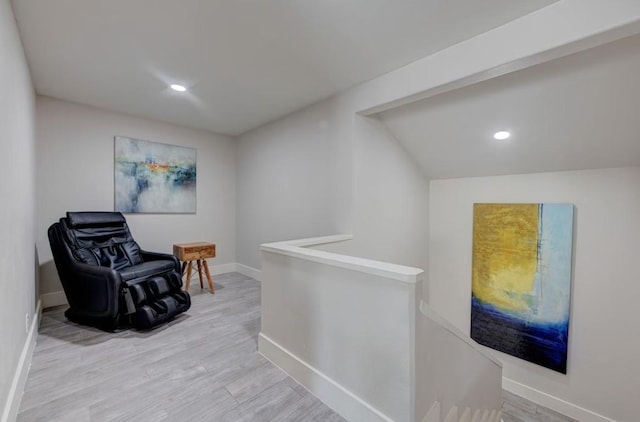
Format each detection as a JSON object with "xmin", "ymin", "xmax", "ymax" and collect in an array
[{"xmin": 48, "ymin": 211, "xmax": 191, "ymax": 330}]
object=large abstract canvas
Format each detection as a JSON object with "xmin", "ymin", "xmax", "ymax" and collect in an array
[
  {"xmin": 115, "ymin": 136, "xmax": 196, "ymax": 213},
  {"xmin": 471, "ymin": 203, "xmax": 573, "ymax": 373}
]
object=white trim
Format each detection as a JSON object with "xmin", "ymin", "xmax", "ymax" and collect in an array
[
  {"xmin": 258, "ymin": 333, "xmax": 393, "ymax": 422},
  {"xmin": 1, "ymin": 300, "xmax": 41, "ymax": 422},
  {"xmin": 282, "ymin": 234, "xmax": 353, "ymax": 247},
  {"xmin": 502, "ymin": 377, "xmax": 615, "ymax": 422},
  {"xmin": 261, "ymin": 235, "xmax": 423, "ymax": 284},
  {"xmin": 40, "ymin": 291, "xmax": 67, "ymax": 309},
  {"xmin": 206, "ymin": 262, "xmax": 237, "ymax": 276},
  {"xmin": 419, "ymin": 301, "xmax": 502, "ymax": 368},
  {"xmin": 354, "ymin": 1, "xmax": 640, "ymax": 116},
  {"xmin": 422, "ymin": 401, "xmax": 440, "ymax": 422},
  {"xmin": 235, "ymin": 263, "xmax": 262, "ymax": 281}
]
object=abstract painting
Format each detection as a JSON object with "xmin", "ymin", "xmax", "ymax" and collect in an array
[
  {"xmin": 471, "ymin": 203, "xmax": 573, "ymax": 373},
  {"xmin": 115, "ymin": 136, "xmax": 196, "ymax": 213}
]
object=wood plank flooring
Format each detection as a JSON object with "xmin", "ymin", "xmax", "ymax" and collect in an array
[
  {"xmin": 18, "ymin": 273, "xmax": 346, "ymax": 422},
  {"xmin": 501, "ymin": 390, "xmax": 577, "ymax": 422},
  {"xmin": 19, "ymin": 272, "xmax": 575, "ymax": 422}
]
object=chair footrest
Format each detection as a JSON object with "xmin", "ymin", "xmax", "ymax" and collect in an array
[
  {"xmin": 123, "ymin": 270, "xmax": 191, "ymax": 330},
  {"xmin": 133, "ymin": 292, "xmax": 191, "ymax": 329}
]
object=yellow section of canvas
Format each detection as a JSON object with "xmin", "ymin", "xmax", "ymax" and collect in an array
[{"xmin": 472, "ymin": 204, "xmax": 539, "ymax": 313}]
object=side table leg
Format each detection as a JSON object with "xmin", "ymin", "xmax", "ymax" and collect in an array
[
  {"xmin": 197, "ymin": 259, "xmax": 204, "ymax": 288},
  {"xmin": 185, "ymin": 261, "xmax": 193, "ymax": 292},
  {"xmin": 202, "ymin": 260, "xmax": 214, "ymax": 294},
  {"xmin": 181, "ymin": 261, "xmax": 187, "ymax": 277}
]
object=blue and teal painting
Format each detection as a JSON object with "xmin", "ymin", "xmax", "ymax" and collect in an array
[
  {"xmin": 471, "ymin": 203, "xmax": 574, "ymax": 373},
  {"xmin": 115, "ymin": 137, "xmax": 196, "ymax": 213}
]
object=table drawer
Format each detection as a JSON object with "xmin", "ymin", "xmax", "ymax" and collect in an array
[{"xmin": 173, "ymin": 243, "xmax": 216, "ymax": 261}]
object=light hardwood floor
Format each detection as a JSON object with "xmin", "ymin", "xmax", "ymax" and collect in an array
[
  {"xmin": 19, "ymin": 273, "xmax": 346, "ymax": 422},
  {"xmin": 19, "ymin": 272, "xmax": 575, "ymax": 422},
  {"xmin": 501, "ymin": 390, "xmax": 577, "ymax": 422}
]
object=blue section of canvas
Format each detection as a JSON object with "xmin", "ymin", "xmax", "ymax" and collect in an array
[{"xmin": 471, "ymin": 296, "xmax": 568, "ymax": 373}]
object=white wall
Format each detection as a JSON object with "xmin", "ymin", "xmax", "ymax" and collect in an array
[
  {"xmin": 415, "ymin": 304, "xmax": 502, "ymax": 421},
  {"xmin": 36, "ymin": 97, "xmax": 236, "ymax": 297},
  {"xmin": 260, "ymin": 239, "xmax": 423, "ymax": 422},
  {"xmin": 350, "ymin": 116, "xmax": 428, "ymax": 270},
  {"xmin": 429, "ymin": 167, "xmax": 640, "ymax": 422},
  {"xmin": 235, "ymin": 98, "xmax": 350, "ymax": 270},
  {"xmin": 235, "ymin": 97, "xmax": 429, "ymax": 274},
  {"xmin": 0, "ymin": 0, "xmax": 36, "ymax": 417},
  {"xmin": 233, "ymin": 5, "xmax": 640, "ymax": 421},
  {"xmin": 232, "ymin": 0, "xmax": 640, "ymax": 276}
]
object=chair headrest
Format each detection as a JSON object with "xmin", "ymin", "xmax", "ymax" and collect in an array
[{"xmin": 66, "ymin": 212, "xmax": 126, "ymax": 228}]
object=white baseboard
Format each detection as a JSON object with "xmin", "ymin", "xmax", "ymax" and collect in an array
[
  {"xmin": 40, "ymin": 291, "xmax": 67, "ymax": 309},
  {"xmin": 1, "ymin": 300, "xmax": 41, "ymax": 422},
  {"xmin": 258, "ymin": 332, "xmax": 392, "ymax": 422},
  {"xmin": 502, "ymin": 377, "xmax": 615, "ymax": 422},
  {"xmin": 207, "ymin": 262, "xmax": 237, "ymax": 276},
  {"xmin": 236, "ymin": 263, "xmax": 262, "ymax": 281}
]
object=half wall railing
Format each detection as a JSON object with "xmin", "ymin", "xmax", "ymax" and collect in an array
[{"xmin": 259, "ymin": 235, "xmax": 502, "ymax": 422}]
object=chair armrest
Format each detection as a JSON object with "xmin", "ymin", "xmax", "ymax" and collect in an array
[
  {"xmin": 66, "ymin": 261, "xmax": 122, "ymax": 319},
  {"xmin": 140, "ymin": 250, "xmax": 181, "ymax": 273}
]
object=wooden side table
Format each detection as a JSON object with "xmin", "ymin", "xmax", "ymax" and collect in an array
[{"xmin": 173, "ymin": 242, "xmax": 216, "ymax": 294}]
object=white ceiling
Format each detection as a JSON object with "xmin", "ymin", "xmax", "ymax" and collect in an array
[
  {"xmin": 379, "ymin": 34, "xmax": 640, "ymax": 180},
  {"xmin": 12, "ymin": 0, "xmax": 556, "ymax": 136}
]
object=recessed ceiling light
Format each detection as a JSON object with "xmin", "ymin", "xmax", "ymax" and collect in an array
[
  {"xmin": 170, "ymin": 84, "xmax": 187, "ymax": 92},
  {"xmin": 493, "ymin": 131, "xmax": 511, "ymax": 140}
]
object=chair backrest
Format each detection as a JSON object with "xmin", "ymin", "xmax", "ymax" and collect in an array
[{"xmin": 61, "ymin": 212, "xmax": 143, "ymax": 271}]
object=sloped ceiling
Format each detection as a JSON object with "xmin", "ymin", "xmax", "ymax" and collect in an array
[
  {"xmin": 12, "ymin": 0, "xmax": 556, "ymax": 135},
  {"xmin": 379, "ymin": 34, "xmax": 640, "ymax": 180}
]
